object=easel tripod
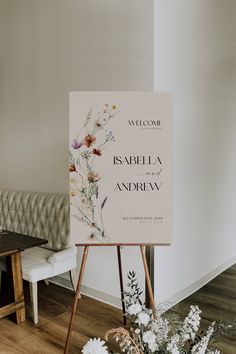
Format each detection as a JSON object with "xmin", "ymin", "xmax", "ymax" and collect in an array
[{"xmin": 64, "ymin": 243, "xmax": 162, "ymax": 354}]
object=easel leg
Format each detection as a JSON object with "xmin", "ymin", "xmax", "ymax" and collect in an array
[
  {"xmin": 117, "ymin": 246, "xmax": 127, "ymax": 326},
  {"xmin": 145, "ymin": 245, "xmax": 154, "ymax": 308},
  {"xmin": 140, "ymin": 245, "xmax": 156, "ymax": 318},
  {"xmin": 64, "ymin": 246, "xmax": 89, "ymax": 354}
]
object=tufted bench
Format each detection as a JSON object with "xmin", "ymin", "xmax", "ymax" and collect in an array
[{"xmin": 0, "ymin": 190, "xmax": 77, "ymax": 324}]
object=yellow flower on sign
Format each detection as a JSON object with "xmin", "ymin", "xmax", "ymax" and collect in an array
[{"xmin": 70, "ymin": 177, "xmax": 77, "ymax": 184}]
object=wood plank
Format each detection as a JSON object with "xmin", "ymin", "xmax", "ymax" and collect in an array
[{"xmin": 0, "ymin": 300, "xmax": 24, "ymax": 319}]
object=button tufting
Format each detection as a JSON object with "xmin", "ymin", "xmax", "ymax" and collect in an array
[{"xmin": 0, "ymin": 190, "xmax": 70, "ymax": 251}]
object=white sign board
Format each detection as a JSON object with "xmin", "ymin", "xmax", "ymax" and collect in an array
[{"xmin": 70, "ymin": 92, "xmax": 172, "ymax": 244}]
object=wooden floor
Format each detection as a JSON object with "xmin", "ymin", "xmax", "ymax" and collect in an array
[
  {"xmin": 169, "ymin": 263, "xmax": 236, "ymax": 354},
  {"xmin": 0, "ymin": 264, "xmax": 235, "ymax": 354}
]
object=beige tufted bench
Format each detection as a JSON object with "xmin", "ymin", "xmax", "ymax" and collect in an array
[{"xmin": 0, "ymin": 190, "xmax": 77, "ymax": 324}]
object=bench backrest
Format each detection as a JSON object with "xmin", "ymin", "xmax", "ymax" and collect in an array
[{"xmin": 0, "ymin": 190, "xmax": 70, "ymax": 251}]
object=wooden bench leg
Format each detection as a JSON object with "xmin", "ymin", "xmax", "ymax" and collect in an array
[
  {"xmin": 29, "ymin": 282, "xmax": 38, "ymax": 324},
  {"xmin": 10, "ymin": 252, "xmax": 26, "ymax": 323}
]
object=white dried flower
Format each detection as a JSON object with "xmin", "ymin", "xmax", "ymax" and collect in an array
[
  {"xmin": 82, "ymin": 338, "xmax": 109, "ymax": 354},
  {"xmin": 148, "ymin": 341, "xmax": 159, "ymax": 352},
  {"xmin": 143, "ymin": 330, "xmax": 156, "ymax": 345},
  {"xmin": 181, "ymin": 305, "xmax": 201, "ymax": 341},
  {"xmin": 166, "ymin": 334, "xmax": 180, "ymax": 354},
  {"xmin": 127, "ymin": 303, "xmax": 142, "ymax": 315},
  {"xmin": 151, "ymin": 317, "xmax": 169, "ymax": 344},
  {"xmin": 135, "ymin": 311, "xmax": 150, "ymax": 326},
  {"xmin": 191, "ymin": 323, "xmax": 215, "ymax": 354}
]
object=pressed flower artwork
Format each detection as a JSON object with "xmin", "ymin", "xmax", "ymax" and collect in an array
[
  {"xmin": 70, "ymin": 92, "xmax": 172, "ymax": 244},
  {"xmin": 70, "ymin": 102, "xmax": 119, "ymax": 242}
]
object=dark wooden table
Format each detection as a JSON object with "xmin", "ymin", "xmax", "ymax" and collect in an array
[{"xmin": 0, "ymin": 230, "xmax": 47, "ymax": 323}]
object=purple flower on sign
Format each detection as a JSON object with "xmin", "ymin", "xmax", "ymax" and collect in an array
[{"xmin": 72, "ymin": 139, "xmax": 83, "ymax": 149}]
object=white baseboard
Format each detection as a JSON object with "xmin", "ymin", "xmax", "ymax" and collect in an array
[
  {"xmin": 80, "ymin": 284, "xmax": 122, "ymax": 309},
  {"xmin": 49, "ymin": 276, "xmax": 74, "ymax": 291},
  {"xmin": 50, "ymin": 255, "xmax": 236, "ymax": 311},
  {"xmin": 49, "ymin": 275, "xmax": 122, "ymax": 309}
]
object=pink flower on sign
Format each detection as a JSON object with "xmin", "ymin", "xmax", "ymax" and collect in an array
[
  {"xmin": 92, "ymin": 148, "xmax": 102, "ymax": 156},
  {"xmin": 69, "ymin": 164, "xmax": 76, "ymax": 172},
  {"xmin": 84, "ymin": 134, "xmax": 96, "ymax": 148},
  {"xmin": 87, "ymin": 171, "xmax": 100, "ymax": 183}
]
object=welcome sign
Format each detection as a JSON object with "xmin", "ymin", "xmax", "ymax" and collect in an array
[{"xmin": 70, "ymin": 92, "xmax": 172, "ymax": 244}]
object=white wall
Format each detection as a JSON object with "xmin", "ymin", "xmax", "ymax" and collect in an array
[
  {"xmin": 0, "ymin": 0, "xmax": 153, "ymax": 195},
  {"xmin": 155, "ymin": 0, "xmax": 236, "ymax": 304},
  {"xmin": 0, "ymin": 0, "xmax": 154, "ymax": 302}
]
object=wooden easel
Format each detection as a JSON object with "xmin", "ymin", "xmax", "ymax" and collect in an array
[{"xmin": 64, "ymin": 243, "xmax": 167, "ymax": 354}]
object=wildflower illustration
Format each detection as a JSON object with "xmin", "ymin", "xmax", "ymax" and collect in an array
[{"xmin": 70, "ymin": 104, "xmax": 119, "ymax": 242}]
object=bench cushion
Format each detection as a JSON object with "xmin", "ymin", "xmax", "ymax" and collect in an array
[{"xmin": 0, "ymin": 246, "xmax": 77, "ymax": 283}]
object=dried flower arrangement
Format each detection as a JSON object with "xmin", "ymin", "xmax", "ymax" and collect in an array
[{"xmin": 82, "ymin": 272, "xmax": 236, "ymax": 354}]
